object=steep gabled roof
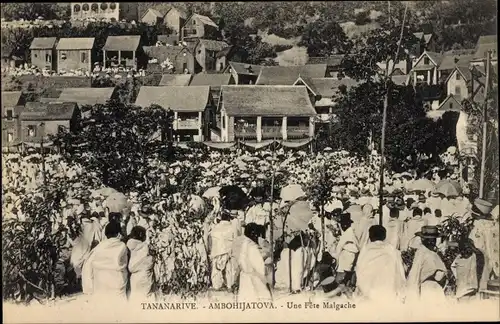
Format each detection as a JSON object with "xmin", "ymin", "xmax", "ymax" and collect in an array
[
  {"xmin": 103, "ymin": 35, "xmax": 141, "ymax": 51},
  {"xmin": 30, "ymin": 37, "xmax": 57, "ymax": 50},
  {"xmin": 438, "ymin": 50, "xmax": 475, "ymax": 71},
  {"xmin": 57, "ymin": 88, "xmax": 116, "ymax": 106},
  {"xmin": 220, "ymin": 85, "xmax": 316, "ymax": 117},
  {"xmin": 165, "ymin": 6, "xmax": 188, "ymax": 19},
  {"xmin": 425, "ymin": 51, "xmax": 444, "ymax": 66},
  {"xmin": 226, "ymin": 61, "xmax": 263, "ymax": 76},
  {"xmin": 293, "ymin": 75, "xmax": 318, "ymax": 96},
  {"xmin": 56, "ymin": 38, "xmax": 95, "ymax": 50},
  {"xmin": 141, "ymin": 8, "xmax": 166, "ymax": 20},
  {"xmin": 256, "ymin": 64, "xmax": 328, "ymax": 85},
  {"xmin": 189, "ymin": 73, "xmax": 233, "ymax": 87},
  {"xmin": 472, "ymin": 35, "xmax": 498, "ymax": 61},
  {"xmin": 189, "ymin": 13, "xmax": 218, "ymax": 28},
  {"xmin": 437, "ymin": 95, "xmax": 463, "ymax": 112},
  {"xmin": 198, "ymin": 39, "xmax": 229, "ymax": 52},
  {"xmin": 159, "ymin": 74, "xmax": 192, "ymax": 86},
  {"xmin": 135, "ymin": 86, "xmax": 211, "ymax": 112},
  {"xmin": 21, "ymin": 102, "xmax": 77, "ymax": 121},
  {"xmin": 309, "ymin": 78, "xmax": 359, "ymax": 97}
]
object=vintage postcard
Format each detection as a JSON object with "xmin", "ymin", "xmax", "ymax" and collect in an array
[{"xmin": 2, "ymin": 1, "xmax": 499, "ymax": 323}]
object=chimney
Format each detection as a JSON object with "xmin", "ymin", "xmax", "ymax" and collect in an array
[
  {"xmin": 454, "ymin": 57, "xmax": 459, "ymax": 64},
  {"xmin": 245, "ymin": 64, "xmax": 252, "ymax": 73}
]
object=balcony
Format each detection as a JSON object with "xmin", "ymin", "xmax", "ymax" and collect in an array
[
  {"xmin": 287, "ymin": 126, "xmax": 309, "ymax": 138},
  {"xmin": 235, "ymin": 124, "xmax": 258, "ymax": 139},
  {"xmin": 261, "ymin": 126, "xmax": 281, "ymax": 139},
  {"xmin": 174, "ymin": 119, "xmax": 199, "ymax": 130}
]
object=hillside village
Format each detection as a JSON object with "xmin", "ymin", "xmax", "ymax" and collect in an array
[{"xmin": 1, "ymin": 2, "xmax": 498, "ymax": 149}]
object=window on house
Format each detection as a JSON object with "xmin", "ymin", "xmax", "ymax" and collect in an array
[
  {"xmin": 222, "ymin": 116, "xmax": 225, "ymax": 129},
  {"xmin": 74, "ymin": 4, "xmax": 81, "ymax": 12},
  {"xmin": 455, "ymin": 86, "xmax": 461, "ymax": 96},
  {"xmin": 7, "ymin": 133, "xmax": 13, "ymax": 142},
  {"xmin": 424, "ymin": 57, "xmax": 429, "ymax": 65},
  {"xmin": 82, "ymin": 4, "xmax": 89, "ymax": 11},
  {"xmin": 110, "ymin": 3, "xmax": 117, "ymax": 10},
  {"xmin": 60, "ymin": 52, "xmax": 67, "ymax": 60},
  {"xmin": 183, "ymin": 62, "xmax": 188, "ymax": 73},
  {"xmin": 101, "ymin": 3, "xmax": 108, "ymax": 10},
  {"xmin": 58, "ymin": 125, "xmax": 65, "ymax": 133},
  {"xmin": 81, "ymin": 51, "xmax": 87, "ymax": 63},
  {"xmin": 28, "ymin": 126, "xmax": 36, "ymax": 137},
  {"xmin": 34, "ymin": 53, "xmax": 38, "ymax": 58},
  {"xmin": 6, "ymin": 109, "xmax": 13, "ymax": 119},
  {"xmin": 46, "ymin": 54, "xmax": 51, "ymax": 63},
  {"xmin": 450, "ymin": 103, "xmax": 453, "ymax": 110},
  {"xmin": 456, "ymin": 72, "xmax": 461, "ymax": 80},
  {"xmin": 91, "ymin": 4, "xmax": 98, "ymax": 12},
  {"xmin": 219, "ymin": 62, "xmax": 224, "ymax": 71}
]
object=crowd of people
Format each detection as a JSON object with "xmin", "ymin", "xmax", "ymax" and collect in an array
[{"xmin": 1, "ymin": 145, "xmax": 499, "ymax": 304}]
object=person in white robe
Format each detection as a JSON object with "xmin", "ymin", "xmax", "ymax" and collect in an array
[
  {"xmin": 70, "ymin": 212, "xmax": 103, "ymax": 279},
  {"xmin": 402, "ymin": 207, "xmax": 428, "ymax": 251},
  {"xmin": 208, "ymin": 210, "xmax": 240, "ymax": 290},
  {"xmin": 233, "ymin": 223, "xmax": 272, "ymax": 302},
  {"xmin": 127, "ymin": 226, "xmax": 156, "ymax": 301},
  {"xmin": 385, "ymin": 207, "xmax": 403, "ymax": 250},
  {"xmin": 406, "ymin": 226, "xmax": 447, "ymax": 302},
  {"xmin": 82, "ymin": 221, "xmax": 129, "ymax": 302},
  {"xmin": 334, "ymin": 213, "xmax": 359, "ymax": 288},
  {"xmin": 356, "ymin": 225, "xmax": 406, "ymax": 301},
  {"xmin": 245, "ymin": 189, "xmax": 270, "ymax": 226},
  {"xmin": 353, "ymin": 204, "xmax": 376, "ymax": 252},
  {"xmin": 468, "ymin": 199, "xmax": 499, "ymax": 290},
  {"xmin": 450, "ymin": 239, "xmax": 478, "ymax": 301}
]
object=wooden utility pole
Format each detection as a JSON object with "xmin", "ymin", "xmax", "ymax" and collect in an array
[
  {"xmin": 479, "ymin": 51, "xmax": 491, "ymax": 198},
  {"xmin": 378, "ymin": 1, "xmax": 408, "ymax": 226}
]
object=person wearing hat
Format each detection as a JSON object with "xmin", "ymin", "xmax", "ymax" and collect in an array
[
  {"xmin": 449, "ymin": 237, "xmax": 479, "ymax": 301},
  {"xmin": 468, "ymin": 198, "xmax": 499, "ymax": 290},
  {"xmin": 407, "ymin": 226, "xmax": 447, "ymax": 301},
  {"xmin": 356, "ymin": 225, "xmax": 406, "ymax": 301},
  {"xmin": 334, "ymin": 213, "xmax": 359, "ymax": 289},
  {"xmin": 207, "ymin": 208, "xmax": 240, "ymax": 291}
]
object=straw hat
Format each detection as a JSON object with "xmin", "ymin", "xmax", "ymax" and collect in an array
[
  {"xmin": 471, "ymin": 198, "xmax": 494, "ymax": 218},
  {"xmin": 415, "ymin": 225, "xmax": 441, "ymax": 239}
]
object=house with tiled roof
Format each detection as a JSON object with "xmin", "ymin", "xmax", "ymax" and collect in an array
[
  {"xmin": 189, "ymin": 73, "xmax": 235, "ymax": 104},
  {"xmin": 255, "ymin": 64, "xmax": 328, "ymax": 85},
  {"xmin": 20, "ymin": 102, "xmax": 80, "ymax": 146},
  {"xmin": 444, "ymin": 64, "xmax": 487, "ymax": 102},
  {"xmin": 30, "ymin": 37, "xmax": 58, "ymax": 71},
  {"xmin": 470, "ymin": 35, "xmax": 498, "ymax": 67},
  {"xmin": 159, "ymin": 74, "xmax": 193, "ymax": 86},
  {"xmin": 182, "ymin": 13, "xmax": 219, "ymax": 41},
  {"xmin": 1, "ymin": 91, "xmax": 24, "ymax": 150},
  {"xmin": 223, "ymin": 61, "xmax": 263, "ymax": 84},
  {"xmin": 306, "ymin": 55, "xmax": 345, "ymax": 78},
  {"xmin": 102, "ymin": 35, "xmax": 143, "ymax": 69},
  {"xmin": 437, "ymin": 49, "xmax": 475, "ymax": 81},
  {"xmin": 141, "ymin": 6, "xmax": 188, "ymax": 36},
  {"xmin": 217, "ymin": 85, "xmax": 316, "ymax": 142},
  {"xmin": 135, "ymin": 86, "xmax": 215, "ymax": 141},
  {"xmin": 56, "ymin": 37, "xmax": 95, "ymax": 73},
  {"xmin": 56, "ymin": 87, "xmax": 117, "ymax": 117},
  {"xmin": 409, "ymin": 50, "xmax": 444, "ymax": 86},
  {"xmin": 144, "ymin": 43, "xmax": 201, "ymax": 74},
  {"xmin": 194, "ymin": 39, "xmax": 229, "ymax": 72}
]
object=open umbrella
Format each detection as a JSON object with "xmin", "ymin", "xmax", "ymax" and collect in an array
[
  {"xmin": 435, "ymin": 179, "xmax": 462, "ymax": 197},
  {"xmin": 203, "ymin": 186, "xmax": 221, "ymax": 199},
  {"xmin": 280, "ymin": 184, "xmax": 306, "ymax": 202},
  {"xmin": 284, "ymin": 201, "xmax": 314, "ymax": 234},
  {"xmin": 407, "ymin": 179, "xmax": 435, "ymax": 192},
  {"xmin": 105, "ymin": 192, "xmax": 130, "ymax": 214},
  {"xmin": 91, "ymin": 187, "xmax": 118, "ymax": 198}
]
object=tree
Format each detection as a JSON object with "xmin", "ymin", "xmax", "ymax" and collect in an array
[
  {"xmin": 340, "ymin": 25, "xmax": 419, "ymax": 81},
  {"xmin": 298, "ymin": 18, "xmax": 353, "ymax": 57},
  {"xmin": 1, "ymin": 3, "xmax": 64, "ymax": 21},
  {"xmin": 306, "ymin": 162, "xmax": 337, "ymax": 250},
  {"xmin": 51, "ymin": 101, "xmax": 168, "ymax": 193}
]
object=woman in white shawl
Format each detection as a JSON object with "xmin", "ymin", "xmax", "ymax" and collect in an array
[
  {"xmin": 127, "ymin": 226, "xmax": 156, "ymax": 301},
  {"xmin": 233, "ymin": 223, "xmax": 272, "ymax": 302}
]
